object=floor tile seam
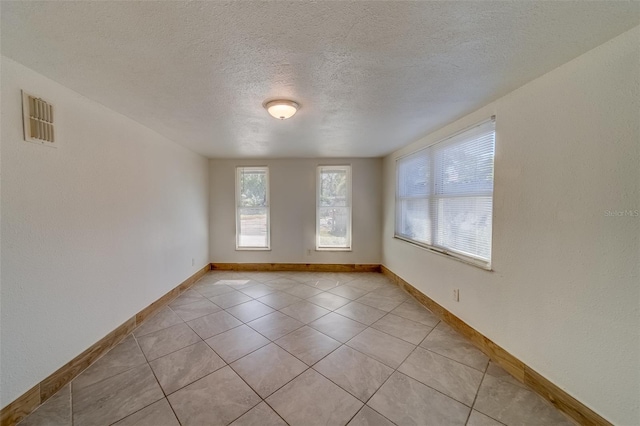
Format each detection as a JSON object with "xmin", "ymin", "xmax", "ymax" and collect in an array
[
  {"xmin": 347, "ymin": 335, "xmax": 476, "ymax": 416},
  {"xmin": 159, "ymin": 358, "xmax": 230, "ymax": 399},
  {"xmin": 348, "ymin": 342, "xmax": 408, "ymax": 425},
  {"xmin": 70, "ymin": 356, "xmax": 150, "ymax": 396},
  {"xmin": 168, "ymin": 292, "xmax": 209, "ymax": 308},
  {"xmin": 204, "ymin": 293, "xmax": 258, "ymax": 309},
  {"xmin": 141, "ymin": 338, "xmax": 208, "ymax": 366},
  {"xmin": 270, "ymin": 336, "xmax": 343, "ymax": 368},
  {"xmin": 394, "ymin": 346, "xmax": 485, "ymax": 409},
  {"xmin": 331, "ymin": 306, "xmax": 386, "ymax": 327},
  {"xmin": 101, "ymin": 382, "xmax": 165, "ymax": 426},
  {"xmin": 310, "ymin": 344, "xmax": 389, "ymax": 403},
  {"xmin": 183, "ymin": 313, "xmax": 245, "ymax": 340},
  {"xmin": 64, "ymin": 335, "xmax": 146, "ymax": 399},
  {"xmin": 344, "ymin": 324, "xmax": 419, "ymax": 356},
  {"xmin": 273, "ymin": 303, "xmax": 333, "ymax": 326},
  {"xmin": 206, "ymin": 336, "xmax": 270, "ymax": 365},
  {"xmin": 304, "ymin": 319, "xmax": 361, "ymax": 344},
  {"xmin": 417, "ymin": 343, "xmax": 489, "ymax": 374},
  {"xmin": 260, "ymin": 397, "xmax": 294, "ymax": 426},
  {"xmin": 133, "ymin": 316, "xmax": 187, "ymax": 339},
  {"xmin": 192, "ymin": 289, "xmax": 234, "ymax": 299},
  {"xmin": 276, "ymin": 305, "xmax": 333, "ymax": 324},
  {"xmin": 201, "ymin": 377, "xmax": 263, "ymax": 426},
  {"xmin": 244, "ymin": 315, "xmax": 306, "ymax": 341},
  {"xmin": 394, "ymin": 369, "xmax": 479, "ymax": 415},
  {"xmin": 370, "ymin": 312, "xmax": 435, "ymax": 345},
  {"xmin": 222, "ymin": 299, "xmax": 273, "ymax": 314},
  {"xmin": 466, "ymin": 370, "xmax": 508, "ymax": 426},
  {"xmin": 171, "ymin": 292, "xmax": 225, "ymax": 308},
  {"xmin": 472, "ymin": 369, "xmax": 564, "ymax": 418},
  {"xmin": 303, "ymin": 296, "xmax": 350, "ymax": 312},
  {"xmin": 352, "ymin": 300, "xmax": 402, "ymax": 313},
  {"xmin": 169, "ymin": 303, "xmax": 225, "ymax": 323},
  {"xmin": 227, "ymin": 360, "xmax": 313, "ymax": 404}
]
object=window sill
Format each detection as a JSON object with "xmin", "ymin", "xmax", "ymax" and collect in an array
[
  {"xmin": 235, "ymin": 247, "xmax": 271, "ymax": 251},
  {"xmin": 393, "ymin": 236, "xmax": 493, "ymax": 271}
]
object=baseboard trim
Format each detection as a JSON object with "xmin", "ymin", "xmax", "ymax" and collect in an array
[
  {"xmin": 211, "ymin": 262, "xmax": 381, "ymax": 273},
  {"xmin": 381, "ymin": 265, "xmax": 611, "ymax": 426},
  {"xmin": 0, "ymin": 264, "xmax": 211, "ymax": 426}
]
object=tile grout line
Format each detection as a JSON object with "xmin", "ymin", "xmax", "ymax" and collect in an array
[{"xmin": 54, "ymin": 272, "xmax": 461, "ymax": 426}]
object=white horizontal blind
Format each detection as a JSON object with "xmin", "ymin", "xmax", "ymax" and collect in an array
[
  {"xmin": 236, "ymin": 166, "xmax": 270, "ymax": 249},
  {"xmin": 396, "ymin": 119, "xmax": 495, "ymax": 267},
  {"xmin": 317, "ymin": 165, "xmax": 352, "ymax": 249}
]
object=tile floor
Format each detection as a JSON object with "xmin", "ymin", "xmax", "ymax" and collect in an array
[{"xmin": 19, "ymin": 271, "xmax": 574, "ymax": 426}]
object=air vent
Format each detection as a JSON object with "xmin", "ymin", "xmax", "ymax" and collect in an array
[{"xmin": 22, "ymin": 90, "xmax": 56, "ymax": 147}]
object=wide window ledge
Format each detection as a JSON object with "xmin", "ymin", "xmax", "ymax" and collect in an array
[
  {"xmin": 393, "ymin": 235, "xmax": 492, "ymax": 271},
  {"xmin": 315, "ymin": 247, "xmax": 352, "ymax": 252},
  {"xmin": 235, "ymin": 247, "xmax": 271, "ymax": 251}
]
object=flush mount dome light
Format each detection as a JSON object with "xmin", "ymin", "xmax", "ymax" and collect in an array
[{"xmin": 264, "ymin": 99, "xmax": 300, "ymax": 120}]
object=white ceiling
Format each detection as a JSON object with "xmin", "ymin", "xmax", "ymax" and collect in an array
[{"xmin": 2, "ymin": 2, "xmax": 638, "ymax": 158}]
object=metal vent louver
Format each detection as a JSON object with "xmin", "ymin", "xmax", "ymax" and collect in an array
[{"xmin": 22, "ymin": 90, "xmax": 56, "ymax": 146}]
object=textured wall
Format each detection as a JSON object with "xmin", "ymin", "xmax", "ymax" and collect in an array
[
  {"xmin": 209, "ymin": 158, "xmax": 382, "ymax": 265},
  {"xmin": 0, "ymin": 57, "xmax": 210, "ymax": 408},
  {"xmin": 381, "ymin": 27, "xmax": 640, "ymax": 425}
]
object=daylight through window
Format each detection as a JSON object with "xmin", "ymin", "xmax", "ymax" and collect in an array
[
  {"xmin": 395, "ymin": 118, "xmax": 495, "ymax": 268},
  {"xmin": 236, "ymin": 166, "xmax": 270, "ymax": 250},
  {"xmin": 317, "ymin": 165, "xmax": 352, "ymax": 250}
]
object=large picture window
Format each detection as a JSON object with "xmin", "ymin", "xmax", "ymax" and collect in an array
[
  {"xmin": 236, "ymin": 166, "xmax": 270, "ymax": 250},
  {"xmin": 395, "ymin": 118, "xmax": 495, "ymax": 268},
  {"xmin": 317, "ymin": 165, "xmax": 352, "ymax": 250}
]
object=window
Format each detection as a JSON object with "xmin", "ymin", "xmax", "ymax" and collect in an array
[
  {"xmin": 236, "ymin": 166, "xmax": 270, "ymax": 250},
  {"xmin": 395, "ymin": 118, "xmax": 495, "ymax": 268},
  {"xmin": 317, "ymin": 165, "xmax": 352, "ymax": 250}
]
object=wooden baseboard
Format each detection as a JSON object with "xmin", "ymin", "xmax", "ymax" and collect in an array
[
  {"xmin": 381, "ymin": 265, "xmax": 611, "ymax": 426},
  {"xmin": 211, "ymin": 262, "xmax": 381, "ymax": 273},
  {"xmin": 0, "ymin": 264, "xmax": 211, "ymax": 426}
]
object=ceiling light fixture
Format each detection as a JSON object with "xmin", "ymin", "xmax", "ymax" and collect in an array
[{"xmin": 264, "ymin": 99, "xmax": 300, "ymax": 120}]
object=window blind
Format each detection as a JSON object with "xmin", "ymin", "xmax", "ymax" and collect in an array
[{"xmin": 395, "ymin": 119, "xmax": 495, "ymax": 267}]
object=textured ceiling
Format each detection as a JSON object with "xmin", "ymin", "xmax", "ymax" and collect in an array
[{"xmin": 2, "ymin": 1, "xmax": 638, "ymax": 158}]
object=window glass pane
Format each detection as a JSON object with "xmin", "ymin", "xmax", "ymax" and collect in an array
[
  {"xmin": 238, "ymin": 206, "xmax": 268, "ymax": 247},
  {"xmin": 434, "ymin": 130, "xmax": 494, "ymax": 196},
  {"xmin": 318, "ymin": 206, "xmax": 349, "ymax": 247},
  {"xmin": 397, "ymin": 198, "xmax": 431, "ymax": 244},
  {"xmin": 435, "ymin": 196, "xmax": 492, "ymax": 261},
  {"xmin": 237, "ymin": 167, "xmax": 269, "ymax": 249},
  {"xmin": 317, "ymin": 166, "xmax": 351, "ymax": 249},
  {"xmin": 398, "ymin": 152, "xmax": 430, "ymax": 197},
  {"xmin": 239, "ymin": 169, "xmax": 267, "ymax": 207},
  {"xmin": 320, "ymin": 169, "xmax": 348, "ymax": 207},
  {"xmin": 395, "ymin": 119, "xmax": 495, "ymax": 268}
]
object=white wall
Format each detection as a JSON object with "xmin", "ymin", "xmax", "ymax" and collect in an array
[
  {"xmin": 382, "ymin": 27, "xmax": 640, "ymax": 425},
  {"xmin": 209, "ymin": 158, "xmax": 382, "ymax": 264},
  {"xmin": 0, "ymin": 57, "xmax": 210, "ymax": 408}
]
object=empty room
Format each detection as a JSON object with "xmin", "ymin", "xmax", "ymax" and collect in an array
[{"xmin": 1, "ymin": 1, "xmax": 638, "ymax": 426}]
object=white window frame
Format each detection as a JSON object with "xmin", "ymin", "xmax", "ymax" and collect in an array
[
  {"xmin": 316, "ymin": 165, "xmax": 352, "ymax": 251},
  {"xmin": 235, "ymin": 166, "xmax": 270, "ymax": 250},
  {"xmin": 395, "ymin": 118, "xmax": 495, "ymax": 270}
]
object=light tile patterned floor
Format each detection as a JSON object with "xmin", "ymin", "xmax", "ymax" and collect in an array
[{"xmin": 19, "ymin": 271, "xmax": 575, "ymax": 426}]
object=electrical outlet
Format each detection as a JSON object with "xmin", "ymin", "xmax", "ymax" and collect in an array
[
  {"xmin": 453, "ymin": 289, "xmax": 460, "ymax": 302},
  {"xmin": 191, "ymin": 258, "xmax": 195, "ymax": 266},
  {"xmin": 307, "ymin": 249, "xmax": 312, "ymax": 256}
]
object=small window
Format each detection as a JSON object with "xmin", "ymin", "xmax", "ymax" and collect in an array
[
  {"xmin": 236, "ymin": 166, "xmax": 270, "ymax": 250},
  {"xmin": 317, "ymin": 165, "xmax": 352, "ymax": 250},
  {"xmin": 395, "ymin": 118, "xmax": 495, "ymax": 268}
]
